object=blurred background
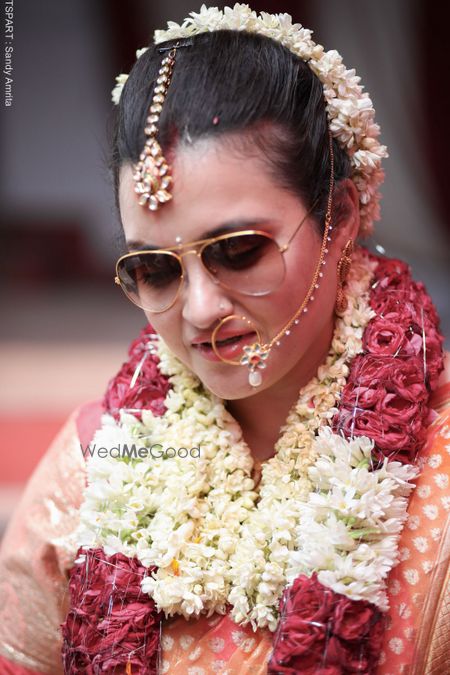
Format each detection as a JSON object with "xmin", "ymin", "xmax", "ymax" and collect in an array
[{"xmin": 0, "ymin": 0, "xmax": 449, "ymax": 538}]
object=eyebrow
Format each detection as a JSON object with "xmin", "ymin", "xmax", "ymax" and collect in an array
[{"xmin": 125, "ymin": 218, "xmax": 275, "ymax": 251}]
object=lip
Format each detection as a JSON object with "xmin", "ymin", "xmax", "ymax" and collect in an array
[
  {"xmin": 190, "ymin": 329, "xmax": 253, "ymax": 345},
  {"xmin": 191, "ymin": 331, "xmax": 257, "ymax": 362}
]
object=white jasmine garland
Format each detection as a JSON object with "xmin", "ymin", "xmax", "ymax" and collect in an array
[
  {"xmin": 286, "ymin": 427, "xmax": 419, "ymax": 611},
  {"xmin": 70, "ymin": 248, "xmax": 421, "ymax": 632},
  {"xmin": 111, "ymin": 4, "xmax": 388, "ymax": 235}
]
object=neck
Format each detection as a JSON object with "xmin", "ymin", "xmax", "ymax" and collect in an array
[{"xmin": 226, "ymin": 315, "xmax": 335, "ymax": 463}]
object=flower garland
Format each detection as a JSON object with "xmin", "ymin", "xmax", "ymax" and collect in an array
[
  {"xmin": 334, "ymin": 257, "xmax": 444, "ymax": 463},
  {"xmin": 62, "ymin": 549, "xmax": 161, "ymax": 673},
  {"xmin": 270, "ymin": 572, "xmax": 385, "ymax": 673},
  {"xmin": 61, "ymin": 248, "xmax": 444, "ymax": 674},
  {"xmin": 71, "ymin": 248, "xmax": 374, "ymax": 622},
  {"xmin": 111, "ymin": 3, "xmax": 388, "ymax": 236}
]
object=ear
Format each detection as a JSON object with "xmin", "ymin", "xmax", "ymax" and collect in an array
[{"xmin": 331, "ymin": 178, "xmax": 360, "ymax": 251}]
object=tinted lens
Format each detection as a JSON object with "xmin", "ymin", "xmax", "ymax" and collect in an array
[
  {"xmin": 117, "ymin": 251, "xmax": 182, "ymax": 311},
  {"xmin": 201, "ymin": 233, "xmax": 285, "ymax": 295}
]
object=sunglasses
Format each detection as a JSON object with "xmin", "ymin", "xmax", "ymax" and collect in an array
[{"xmin": 115, "ymin": 204, "xmax": 316, "ymax": 313}]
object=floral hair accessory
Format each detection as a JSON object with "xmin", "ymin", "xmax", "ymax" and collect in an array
[{"xmin": 111, "ymin": 3, "xmax": 388, "ymax": 235}]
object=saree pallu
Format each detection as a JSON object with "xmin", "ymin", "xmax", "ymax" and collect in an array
[{"xmin": 0, "ymin": 383, "xmax": 449, "ymax": 675}]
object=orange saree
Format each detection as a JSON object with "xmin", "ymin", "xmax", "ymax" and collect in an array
[{"xmin": 0, "ymin": 380, "xmax": 449, "ymax": 674}]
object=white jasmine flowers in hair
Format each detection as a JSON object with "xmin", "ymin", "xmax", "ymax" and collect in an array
[
  {"xmin": 136, "ymin": 3, "xmax": 389, "ymax": 235},
  {"xmin": 113, "ymin": 5, "xmax": 389, "ymax": 235},
  {"xmin": 111, "ymin": 73, "xmax": 129, "ymax": 105},
  {"xmin": 136, "ymin": 47, "xmax": 149, "ymax": 59}
]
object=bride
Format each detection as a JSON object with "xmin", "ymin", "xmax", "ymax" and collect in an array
[{"xmin": 0, "ymin": 6, "xmax": 448, "ymax": 674}]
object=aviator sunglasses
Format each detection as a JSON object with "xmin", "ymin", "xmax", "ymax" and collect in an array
[{"xmin": 115, "ymin": 202, "xmax": 317, "ymax": 313}]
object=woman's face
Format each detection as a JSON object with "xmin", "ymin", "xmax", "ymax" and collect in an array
[{"xmin": 118, "ymin": 136, "xmax": 358, "ymax": 399}]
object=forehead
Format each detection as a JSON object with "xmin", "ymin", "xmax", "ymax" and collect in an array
[{"xmin": 118, "ymin": 137, "xmax": 300, "ymax": 247}]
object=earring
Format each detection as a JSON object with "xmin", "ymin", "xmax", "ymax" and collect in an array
[{"xmin": 335, "ymin": 239, "xmax": 354, "ymax": 314}]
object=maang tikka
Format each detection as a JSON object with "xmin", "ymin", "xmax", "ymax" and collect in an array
[{"xmin": 133, "ymin": 41, "xmax": 191, "ymax": 211}]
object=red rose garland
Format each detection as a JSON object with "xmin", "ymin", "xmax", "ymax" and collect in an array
[
  {"xmin": 62, "ymin": 251, "xmax": 444, "ymax": 674},
  {"xmin": 61, "ymin": 549, "xmax": 161, "ymax": 674},
  {"xmin": 268, "ymin": 573, "xmax": 384, "ymax": 674},
  {"xmin": 332, "ymin": 255, "xmax": 444, "ymax": 466},
  {"xmin": 103, "ymin": 325, "xmax": 170, "ymax": 421}
]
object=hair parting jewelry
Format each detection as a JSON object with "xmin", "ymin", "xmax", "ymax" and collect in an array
[
  {"xmin": 211, "ymin": 129, "xmax": 335, "ymax": 388},
  {"xmin": 335, "ymin": 239, "xmax": 354, "ymax": 314},
  {"xmin": 133, "ymin": 41, "xmax": 192, "ymax": 211}
]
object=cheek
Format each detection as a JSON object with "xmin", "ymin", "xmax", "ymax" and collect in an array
[
  {"xmin": 144, "ymin": 311, "xmax": 186, "ymax": 358},
  {"xmin": 259, "ymin": 238, "xmax": 331, "ymax": 324},
  {"xmin": 255, "ymin": 242, "xmax": 339, "ymax": 353}
]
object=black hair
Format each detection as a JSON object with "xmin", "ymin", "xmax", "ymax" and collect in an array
[{"xmin": 109, "ymin": 30, "xmax": 352, "ymax": 233}]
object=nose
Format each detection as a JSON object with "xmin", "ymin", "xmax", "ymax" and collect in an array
[{"xmin": 180, "ymin": 253, "xmax": 234, "ymax": 329}]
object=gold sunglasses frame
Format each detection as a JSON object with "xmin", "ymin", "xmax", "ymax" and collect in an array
[{"xmin": 115, "ymin": 202, "xmax": 317, "ymax": 313}]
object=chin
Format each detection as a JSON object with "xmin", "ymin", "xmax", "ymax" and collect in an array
[
  {"xmin": 177, "ymin": 347, "xmax": 276, "ymax": 400},
  {"xmin": 194, "ymin": 366, "xmax": 266, "ymax": 400},
  {"xmin": 205, "ymin": 381, "xmax": 258, "ymax": 401}
]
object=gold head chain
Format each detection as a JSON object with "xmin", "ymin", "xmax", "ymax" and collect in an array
[{"xmin": 133, "ymin": 40, "xmax": 191, "ymax": 210}]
